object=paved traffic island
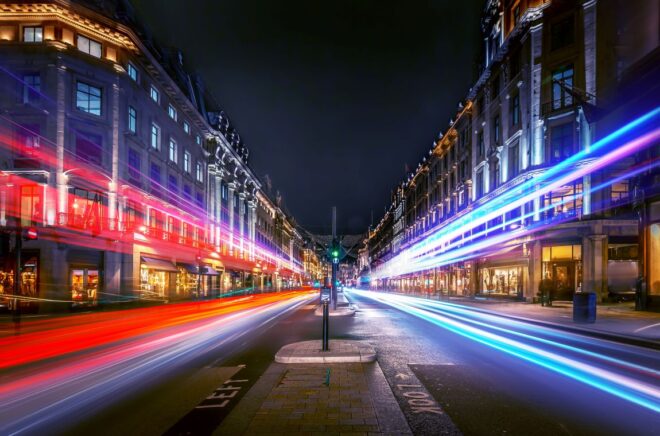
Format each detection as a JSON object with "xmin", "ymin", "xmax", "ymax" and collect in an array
[
  {"xmin": 275, "ymin": 340, "xmax": 376, "ymax": 363},
  {"xmin": 215, "ymin": 361, "xmax": 411, "ymax": 435}
]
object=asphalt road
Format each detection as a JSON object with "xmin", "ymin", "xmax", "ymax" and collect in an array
[
  {"xmin": 3, "ymin": 290, "xmax": 658, "ymax": 435},
  {"xmin": 346, "ymin": 289, "xmax": 660, "ymax": 436}
]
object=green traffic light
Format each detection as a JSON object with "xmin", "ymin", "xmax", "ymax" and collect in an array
[{"xmin": 332, "ymin": 250, "xmax": 339, "ymax": 258}]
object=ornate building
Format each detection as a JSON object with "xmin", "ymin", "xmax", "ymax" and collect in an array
[
  {"xmin": 367, "ymin": 0, "xmax": 659, "ymax": 305},
  {"xmin": 0, "ymin": 0, "xmax": 314, "ymax": 311}
]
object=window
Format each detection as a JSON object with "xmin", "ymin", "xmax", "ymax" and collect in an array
[
  {"xmin": 128, "ymin": 106, "xmax": 137, "ymax": 133},
  {"xmin": 128, "ymin": 148, "xmax": 141, "ymax": 181},
  {"xmin": 183, "ymin": 121, "xmax": 190, "ymax": 134},
  {"xmin": 196, "ymin": 192, "xmax": 204, "ymax": 208},
  {"xmin": 150, "ymin": 163, "xmax": 161, "ymax": 193},
  {"xmin": 124, "ymin": 200, "xmax": 141, "ymax": 231},
  {"xmin": 75, "ymin": 131, "xmax": 103, "ymax": 166},
  {"xmin": 76, "ymin": 82, "xmax": 102, "ymax": 116},
  {"xmin": 168, "ymin": 174, "xmax": 178, "ymax": 195},
  {"xmin": 510, "ymin": 94, "xmax": 520, "ymax": 126},
  {"xmin": 168, "ymin": 104, "xmax": 177, "ymax": 121},
  {"xmin": 476, "ymin": 170, "xmax": 484, "ymax": 198},
  {"xmin": 509, "ymin": 143, "xmax": 520, "ymax": 179},
  {"xmin": 195, "ymin": 135, "xmax": 201, "ymax": 145},
  {"xmin": 183, "ymin": 150, "xmax": 191, "ymax": 173},
  {"xmin": 69, "ymin": 188, "xmax": 103, "ymax": 231},
  {"xmin": 16, "ymin": 124, "xmax": 40, "ymax": 161},
  {"xmin": 492, "ymin": 115, "xmax": 500, "ymax": 145},
  {"xmin": 150, "ymin": 123, "xmax": 161, "ymax": 150},
  {"xmin": 551, "ymin": 15, "xmax": 574, "ymax": 51},
  {"xmin": 490, "ymin": 159, "xmax": 500, "ymax": 190},
  {"xmin": 150, "ymin": 86, "xmax": 160, "ymax": 103},
  {"xmin": 20, "ymin": 185, "xmax": 42, "ymax": 227},
  {"xmin": 491, "ymin": 76, "xmax": 500, "ymax": 99},
  {"xmin": 477, "ymin": 131, "xmax": 485, "ymax": 158},
  {"xmin": 76, "ymin": 35, "xmax": 102, "ymax": 58},
  {"xmin": 183, "ymin": 184, "xmax": 192, "ymax": 200},
  {"xmin": 195, "ymin": 162, "xmax": 203, "ymax": 183},
  {"xmin": 22, "ymin": 74, "xmax": 40, "ymax": 104},
  {"xmin": 550, "ymin": 123, "xmax": 574, "ymax": 162},
  {"xmin": 168, "ymin": 138, "xmax": 178, "ymax": 163},
  {"xmin": 221, "ymin": 181, "xmax": 228, "ymax": 200},
  {"xmin": 127, "ymin": 63, "xmax": 138, "ymax": 82},
  {"xmin": 23, "ymin": 26, "xmax": 43, "ymax": 42},
  {"xmin": 552, "ymin": 65, "xmax": 574, "ymax": 110},
  {"xmin": 611, "ymin": 181, "xmax": 629, "ymax": 203}
]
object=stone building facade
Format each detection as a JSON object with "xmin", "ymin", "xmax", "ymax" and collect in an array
[
  {"xmin": 366, "ymin": 0, "xmax": 659, "ymax": 304},
  {"xmin": 0, "ymin": 0, "xmax": 313, "ymax": 311}
]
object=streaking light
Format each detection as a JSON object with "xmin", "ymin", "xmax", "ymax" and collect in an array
[{"xmin": 348, "ymin": 289, "xmax": 660, "ymax": 414}]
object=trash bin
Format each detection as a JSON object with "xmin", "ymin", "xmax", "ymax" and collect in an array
[{"xmin": 573, "ymin": 292, "xmax": 596, "ymax": 323}]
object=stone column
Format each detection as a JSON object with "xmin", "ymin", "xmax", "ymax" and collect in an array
[
  {"xmin": 227, "ymin": 182, "xmax": 236, "ymax": 252},
  {"xmin": 583, "ymin": 234, "xmax": 607, "ymax": 301},
  {"xmin": 215, "ymin": 175, "xmax": 222, "ymax": 248},
  {"xmin": 248, "ymin": 200, "xmax": 257, "ymax": 260},
  {"xmin": 529, "ymin": 239, "xmax": 543, "ymax": 302},
  {"xmin": 238, "ymin": 193, "xmax": 245, "ymax": 254},
  {"xmin": 530, "ymin": 21, "xmax": 544, "ymax": 167},
  {"xmin": 56, "ymin": 59, "xmax": 67, "ymax": 224},
  {"xmin": 104, "ymin": 81, "xmax": 121, "ymax": 299},
  {"xmin": 108, "ymin": 81, "xmax": 119, "ymax": 231}
]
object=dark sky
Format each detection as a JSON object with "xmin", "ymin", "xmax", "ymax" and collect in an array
[{"xmin": 130, "ymin": 0, "xmax": 483, "ymax": 234}]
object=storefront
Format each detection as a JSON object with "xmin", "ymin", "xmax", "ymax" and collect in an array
[
  {"xmin": 542, "ymin": 244, "xmax": 582, "ymax": 300},
  {"xmin": 478, "ymin": 262, "xmax": 526, "ymax": 298},
  {"xmin": 199, "ymin": 265, "xmax": 220, "ymax": 297},
  {"xmin": 175, "ymin": 263, "xmax": 198, "ymax": 299},
  {"xmin": 140, "ymin": 256, "xmax": 177, "ymax": 299},
  {"xmin": 71, "ymin": 267, "xmax": 99, "ymax": 306},
  {"xmin": 0, "ymin": 247, "xmax": 39, "ymax": 311},
  {"xmin": 607, "ymin": 241, "xmax": 638, "ymax": 300}
]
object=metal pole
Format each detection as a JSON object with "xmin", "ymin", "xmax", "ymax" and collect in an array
[
  {"xmin": 331, "ymin": 207, "xmax": 337, "ymax": 310},
  {"xmin": 13, "ymin": 228, "xmax": 22, "ymax": 333},
  {"xmin": 322, "ymin": 298, "xmax": 329, "ymax": 351}
]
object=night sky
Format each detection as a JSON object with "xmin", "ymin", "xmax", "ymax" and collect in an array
[{"xmin": 131, "ymin": 0, "xmax": 483, "ymax": 234}]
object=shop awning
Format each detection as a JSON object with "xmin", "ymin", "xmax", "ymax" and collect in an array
[
  {"xmin": 177, "ymin": 263, "xmax": 198, "ymax": 274},
  {"xmin": 141, "ymin": 256, "xmax": 178, "ymax": 272},
  {"xmin": 221, "ymin": 257, "xmax": 255, "ymax": 272},
  {"xmin": 200, "ymin": 266, "xmax": 220, "ymax": 276}
]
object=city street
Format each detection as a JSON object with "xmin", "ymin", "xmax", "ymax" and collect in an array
[
  {"xmin": 2, "ymin": 290, "xmax": 658, "ymax": 435},
  {"xmin": 1, "ymin": 0, "xmax": 659, "ymax": 434}
]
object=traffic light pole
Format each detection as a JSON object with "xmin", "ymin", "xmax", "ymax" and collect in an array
[
  {"xmin": 331, "ymin": 207, "xmax": 337, "ymax": 311},
  {"xmin": 13, "ymin": 226, "xmax": 22, "ymax": 328}
]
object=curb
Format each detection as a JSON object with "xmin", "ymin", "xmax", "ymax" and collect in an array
[
  {"xmin": 274, "ymin": 340, "xmax": 377, "ymax": 363},
  {"xmin": 352, "ymin": 291, "xmax": 660, "ymax": 350},
  {"xmin": 313, "ymin": 305, "xmax": 356, "ymax": 317},
  {"xmin": 464, "ymin": 306, "xmax": 660, "ymax": 350}
]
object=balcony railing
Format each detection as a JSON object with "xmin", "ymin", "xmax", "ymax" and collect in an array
[{"xmin": 541, "ymin": 98, "xmax": 576, "ymax": 116}]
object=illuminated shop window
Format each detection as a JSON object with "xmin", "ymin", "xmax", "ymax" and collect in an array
[{"xmin": 71, "ymin": 268, "xmax": 99, "ymax": 306}]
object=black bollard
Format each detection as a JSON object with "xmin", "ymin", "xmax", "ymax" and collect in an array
[{"xmin": 322, "ymin": 298, "xmax": 329, "ymax": 351}]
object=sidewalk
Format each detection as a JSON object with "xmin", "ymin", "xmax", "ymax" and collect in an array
[
  {"xmin": 393, "ymin": 292, "xmax": 660, "ymax": 345},
  {"xmin": 215, "ymin": 361, "xmax": 411, "ymax": 435}
]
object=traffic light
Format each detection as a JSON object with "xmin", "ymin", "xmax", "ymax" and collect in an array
[
  {"xmin": 328, "ymin": 239, "xmax": 341, "ymax": 262},
  {"xmin": 22, "ymin": 227, "xmax": 38, "ymax": 241}
]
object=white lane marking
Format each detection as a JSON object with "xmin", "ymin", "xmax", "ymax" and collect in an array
[{"xmin": 633, "ymin": 322, "xmax": 660, "ymax": 333}]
